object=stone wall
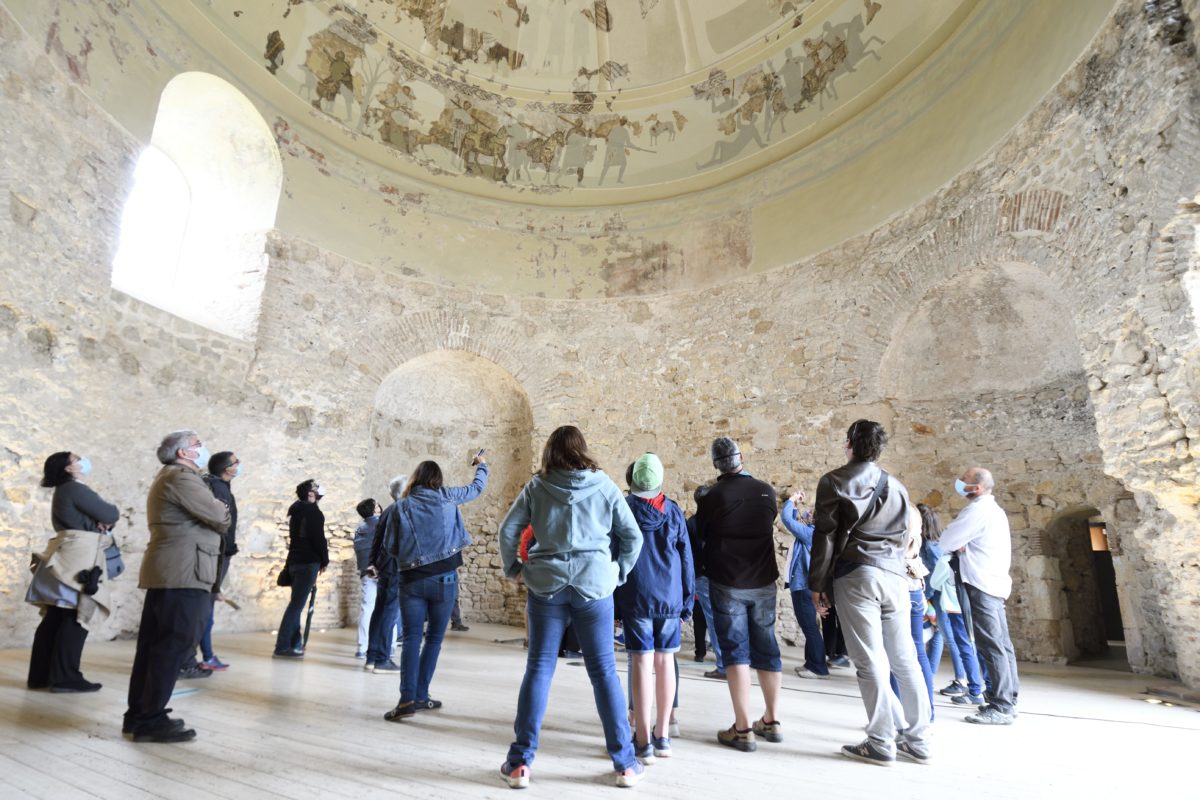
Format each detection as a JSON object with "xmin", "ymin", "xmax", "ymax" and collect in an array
[{"xmin": 1, "ymin": 1, "xmax": 1198, "ymax": 686}]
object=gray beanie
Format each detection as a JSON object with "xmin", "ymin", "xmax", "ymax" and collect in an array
[{"xmin": 711, "ymin": 437, "xmax": 742, "ymax": 473}]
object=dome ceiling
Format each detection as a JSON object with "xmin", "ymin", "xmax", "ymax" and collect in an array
[{"xmin": 189, "ymin": 0, "xmax": 975, "ymax": 201}]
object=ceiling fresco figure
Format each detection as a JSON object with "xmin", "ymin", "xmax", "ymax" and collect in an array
[
  {"xmin": 598, "ymin": 116, "xmax": 653, "ymax": 185},
  {"xmin": 264, "ymin": 30, "xmax": 285, "ymax": 74}
]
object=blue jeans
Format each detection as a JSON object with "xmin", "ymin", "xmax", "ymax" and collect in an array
[
  {"xmin": 889, "ymin": 589, "xmax": 934, "ymax": 719},
  {"xmin": 789, "ymin": 589, "xmax": 829, "ymax": 675},
  {"xmin": 398, "ymin": 571, "xmax": 458, "ymax": 703},
  {"xmin": 710, "ymin": 582, "xmax": 782, "ymax": 672},
  {"xmin": 366, "ymin": 571, "xmax": 401, "ymax": 665},
  {"xmin": 274, "ymin": 563, "xmax": 319, "ymax": 654},
  {"xmin": 694, "ymin": 576, "xmax": 724, "ymax": 671},
  {"xmin": 199, "ymin": 594, "xmax": 216, "ymax": 661},
  {"xmin": 508, "ymin": 587, "xmax": 636, "ymax": 772}
]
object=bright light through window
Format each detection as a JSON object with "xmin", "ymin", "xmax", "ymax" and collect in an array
[{"xmin": 111, "ymin": 72, "xmax": 281, "ymax": 340}]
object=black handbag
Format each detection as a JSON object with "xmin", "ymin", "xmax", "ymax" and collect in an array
[{"xmin": 276, "ymin": 565, "xmax": 292, "ymax": 586}]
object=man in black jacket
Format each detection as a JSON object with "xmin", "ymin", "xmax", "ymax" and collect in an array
[
  {"xmin": 695, "ymin": 438, "xmax": 782, "ymax": 753},
  {"xmin": 809, "ymin": 420, "xmax": 931, "ymax": 766}
]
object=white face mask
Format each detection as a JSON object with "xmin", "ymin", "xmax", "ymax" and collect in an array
[{"xmin": 314, "ymin": 484, "xmax": 326, "ymax": 498}]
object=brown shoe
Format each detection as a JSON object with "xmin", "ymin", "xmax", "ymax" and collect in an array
[
  {"xmin": 752, "ymin": 718, "xmax": 782, "ymax": 743},
  {"xmin": 717, "ymin": 725, "xmax": 756, "ymax": 752},
  {"xmin": 703, "ymin": 668, "xmax": 727, "ymax": 680}
]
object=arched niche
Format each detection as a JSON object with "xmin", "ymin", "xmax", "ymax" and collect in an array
[
  {"xmin": 366, "ymin": 350, "xmax": 534, "ymax": 625},
  {"xmin": 112, "ymin": 72, "xmax": 282, "ymax": 340},
  {"xmin": 880, "ymin": 262, "xmax": 1084, "ymax": 402}
]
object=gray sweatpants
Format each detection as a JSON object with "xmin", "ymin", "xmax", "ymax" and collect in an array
[{"xmin": 833, "ymin": 564, "xmax": 931, "ymax": 754}]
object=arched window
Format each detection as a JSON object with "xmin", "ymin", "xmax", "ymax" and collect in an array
[{"xmin": 112, "ymin": 72, "xmax": 281, "ymax": 340}]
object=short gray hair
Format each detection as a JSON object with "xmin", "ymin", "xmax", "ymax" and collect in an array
[
  {"xmin": 711, "ymin": 437, "xmax": 742, "ymax": 474},
  {"xmin": 157, "ymin": 429, "xmax": 197, "ymax": 465},
  {"xmin": 388, "ymin": 474, "xmax": 408, "ymax": 500}
]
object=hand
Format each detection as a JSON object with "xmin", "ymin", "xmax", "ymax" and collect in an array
[
  {"xmin": 800, "ymin": 509, "xmax": 814, "ymax": 525},
  {"xmin": 472, "ymin": 452, "xmax": 487, "ymax": 466},
  {"xmin": 366, "ymin": 566, "xmax": 378, "ymax": 579},
  {"xmin": 811, "ymin": 591, "xmax": 831, "ymax": 618},
  {"xmin": 789, "ymin": 490, "xmax": 805, "ymax": 506}
]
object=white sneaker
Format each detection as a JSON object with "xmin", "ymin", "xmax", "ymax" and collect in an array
[{"xmin": 794, "ymin": 666, "xmax": 830, "ymax": 680}]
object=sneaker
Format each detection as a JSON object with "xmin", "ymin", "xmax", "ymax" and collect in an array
[
  {"xmin": 178, "ymin": 664, "xmax": 213, "ymax": 678},
  {"xmin": 668, "ymin": 719, "xmax": 680, "ymax": 737},
  {"xmin": 413, "ymin": 698, "xmax": 443, "ymax": 711},
  {"xmin": 840, "ymin": 739, "xmax": 894, "ymax": 766},
  {"xmin": 354, "ymin": 650, "xmax": 366, "ymax": 659},
  {"xmin": 952, "ymin": 693, "xmax": 985, "ymax": 706},
  {"xmin": 383, "ymin": 701, "xmax": 415, "ymax": 722},
  {"xmin": 652, "ymin": 736, "xmax": 671, "ymax": 758},
  {"xmin": 634, "ymin": 741, "xmax": 655, "ymax": 764},
  {"xmin": 373, "ymin": 660, "xmax": 401, "ymax": 673},
  {"xmin": 939, "ymin": 679, "xmax": 966, "ymax": 697},
  {"xmin": 451, "ymin": 623, "xmax": 470, "ymax": 632},
  {"xmin": 615, "ymin": 761, "xmax": 644, "ymax": 788},
  {"xmin": 717, "ymin": 725, "xmax": 757, "ymax": 752},
  {"xmin": 363, "ymin": 661, "xmax": 376, "ymax": 672},
  {"xmin": 828, "ymin": 655, "xmax": 851, "ymax": 669},
  {"xmin": 896, "ymin": 740, "xmax": 932, "ymax": 764},
  {"xmin": 200, "ymin": 656, "xmax": 229, "ymax": 671},
  {"xmin": 965, "ymin": 706, "xmax": 1014, "ymax": 725},
  {"xmin": 272, "ymin": 650, "xmax": 303, "ymax": 659},
  {"xmin": 751, "ymin": 718, "xmax": 782, "ymax": 743},
  {"xmin": 794, "ymin": 666, "xmax": 830, "ymax": 680},
  {"xmin": 614, "ymin": 632, "xmax": 625, "ymax": 647},
  {"xmin": 500, "ymin": 761, "xmax": 530, "ymax": 789},
  {"xmin": 703, "ymin": 668, "xmax": 727, "ymax": 680}
]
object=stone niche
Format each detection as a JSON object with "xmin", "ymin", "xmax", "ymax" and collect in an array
[{"xmin": 365, "ymin": 350, "xmax": 534, "ymax": 625}]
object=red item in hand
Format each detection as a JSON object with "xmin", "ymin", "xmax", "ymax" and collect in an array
[{"xmin": 518, "ymin": 525, "xmax": 535, "ymax": 562}]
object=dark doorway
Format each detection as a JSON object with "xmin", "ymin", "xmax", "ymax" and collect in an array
[{"xmin": 1087, "ymin": 520, "xmax": 1125, "ymax": 643}]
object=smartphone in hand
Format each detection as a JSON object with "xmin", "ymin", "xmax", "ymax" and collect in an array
[{"xmin": 472, "ymin": 448, "xmax": 486, "ymax": 465}]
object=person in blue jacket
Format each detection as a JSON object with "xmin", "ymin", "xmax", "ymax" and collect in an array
[
  {"xmin": 382, "ymin": 453, "xmax": 488, "ymax": 720},
  {"xmin": 615, "ymin": 453, "xmax": 695, "ymax": 763},
  {"xmin": 780, "ymin": 488, "xmax": 829, "ymax": 679},
  {"xmin": 497, "ymin": 425, "xmax": 645, "ymax": 790}
]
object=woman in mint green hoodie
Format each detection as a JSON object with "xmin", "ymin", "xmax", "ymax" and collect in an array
[{"xmin": 497, "ymin": 426, "xmax": 645, "ymax": 789}]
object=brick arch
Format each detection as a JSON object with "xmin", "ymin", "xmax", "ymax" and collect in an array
[{"xmin": 856, "ymin": 189, "xmax": 1111, "ymax": 400}]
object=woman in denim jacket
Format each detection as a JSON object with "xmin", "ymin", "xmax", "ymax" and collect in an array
[
  {"xmin": 496, "ymin": 425, "xmax": 645, "ymax": 790},
  {"xmin": 382, "ymin": 454, "xmax": 488, "ymax": 720}
]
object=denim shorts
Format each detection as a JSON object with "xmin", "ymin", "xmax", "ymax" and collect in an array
[
  {"xmin": 623, "ymin": 616, "xmax": 681, "ymax": 654},
  {"xmin": 710, "ymin": 581, "xmax": 782, "ymax": 672}
]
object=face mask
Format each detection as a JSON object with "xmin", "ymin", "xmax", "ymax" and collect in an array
[
  {"xmin": 315, "ymin": 484, "xmax": 326, "ymax": 498},
  {"xmin": 954, "ymin": 478, "xmax": 970, "ymax": 497},
  {"xmin": 76, "ymin": 457, "xmax": 92, "ymax": 476},
  {"xmin": 189, "ymin": 445, "xmax": 211, "ymax": 469},
  {"xmin": 233, "ymin": 463, "xmax": 244, "ymax": 479}
]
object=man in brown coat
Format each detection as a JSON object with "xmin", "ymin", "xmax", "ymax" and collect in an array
[{"xmin": 123, "ymin": 429, "xmax": 230, "ymax": 743}]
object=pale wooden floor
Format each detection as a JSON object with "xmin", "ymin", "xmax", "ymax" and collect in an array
[{"xmin": 0, "ymin": 625, "xmax": 1194, "ymax": 798}]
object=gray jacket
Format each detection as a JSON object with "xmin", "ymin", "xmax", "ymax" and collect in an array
[
  {"xmin": 139, "ymin": 463, "xmax": 231, "ymax": 591},
  {"xmin": 808, "ymin": 460, "xmax": 911, "ymax": 593}
]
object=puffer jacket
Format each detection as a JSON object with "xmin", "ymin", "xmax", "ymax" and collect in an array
[
  {"xmin": 499, "ymin": 469, "xmax": 642, "ymax": 601},
  {"xmin": 614, "ymin": 495, "xmax": 695, "ymax": 620},
  {"xmin": 139, "ymin": 463, "xmax": 230, "ymax": 591}
]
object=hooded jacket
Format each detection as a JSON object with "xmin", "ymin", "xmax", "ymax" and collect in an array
[
  {"xmin": 499, "ymin": 469, "xmax": 642, "ymax": 601},
  {"xmin": 808, "ymin": 460, "xmax": 911, "ymax": 593},
  {"xmin": 614, "ymin": 495, "xmax": 695, "ymax": 620}
]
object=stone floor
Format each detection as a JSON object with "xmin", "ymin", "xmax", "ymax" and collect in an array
[{"xmin": 0, "ymin": 624, "xmax": 1194, "ymax": 798}]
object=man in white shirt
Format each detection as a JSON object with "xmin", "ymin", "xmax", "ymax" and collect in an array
[{"xmin": 938, "ymin": 467, "xmax": 1020, "ymax": 725}]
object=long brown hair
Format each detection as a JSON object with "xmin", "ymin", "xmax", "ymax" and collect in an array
[
  {"xmin": 917, "ymin": 503, "xmax": 942, "ymax": 542},
  {"xmin": 402, "ymin": 461, "xmax": 443, "ymax": 496},
  {"xmin": 539, "ymin": 425, "xmax": 600, "ymax": 477}
]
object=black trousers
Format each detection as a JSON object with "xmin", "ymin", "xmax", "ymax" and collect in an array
[
  {"xmin": 28, "ymin": 606, "xmax": 89, "ymax": 688},
  {"xmin": 124, "ymin": 588, "xmax": 209, "ymax": 733},
  {"xmin": 693, "ymin": 604, "xmax": 708, "ymax": 658},
  {"xmin": 822, "ymin": 603, "xmax": 848, "ymax": 659}
]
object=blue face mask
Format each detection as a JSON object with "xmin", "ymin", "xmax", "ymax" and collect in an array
[
  {"xmin": 954, "ymin": 478, "xmax": 970, "ymax": 497},
  {"xmin": 189, "ymin": 445, "xmax": 211, "ymax": 470},
  {"xmin": 76, "ymin": 457, "xmax": 92, "ymax": 476},
  {"xmin": 233, "ymin": 463, "xmax": 244, "ymax": 479}
]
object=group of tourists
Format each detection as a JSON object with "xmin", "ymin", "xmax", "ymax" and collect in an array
[{"xmin": 26, "ymin": 419, "xmax": 1021, "ymax": 788}]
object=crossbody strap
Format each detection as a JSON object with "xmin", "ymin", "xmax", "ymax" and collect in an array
[{"xmin": 848, "ymin": 469, "xmax": 889, "ymax": 538}]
